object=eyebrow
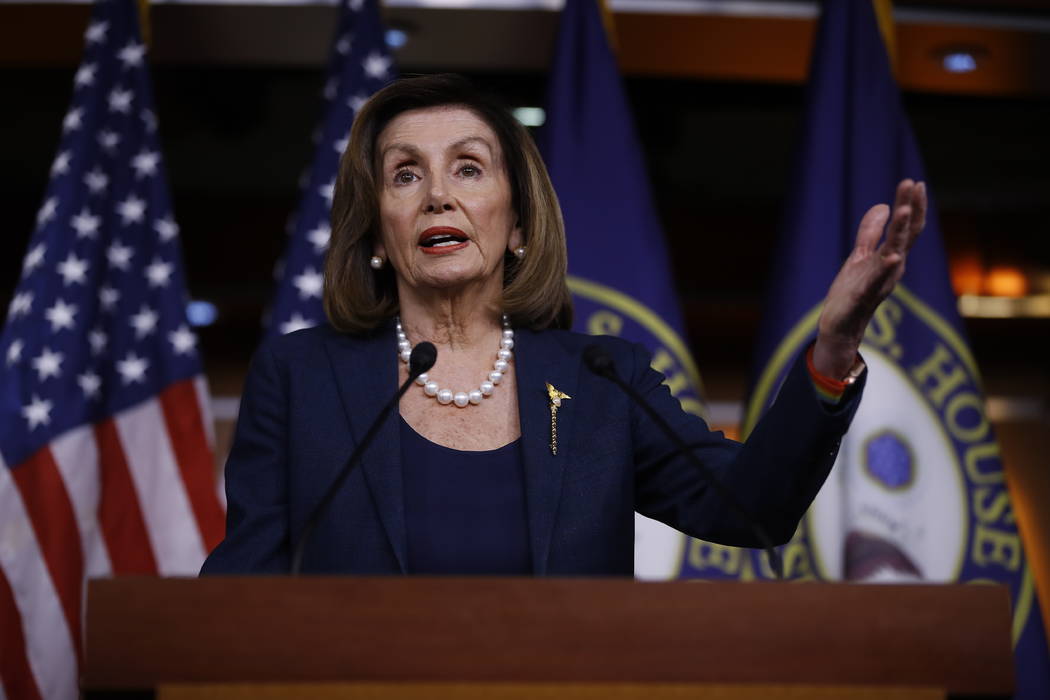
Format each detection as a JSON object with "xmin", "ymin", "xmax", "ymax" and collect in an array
[
  {"xmin": 379, "ymin": 136, "xmax": 494, "ymax": 165},
  {"xmin": 448, "ymin": 136, "xmax": 493, "ymax": 157},
  {"xmin": 380, "ymin": 142, "xmax": 422, "ymax": 164}
]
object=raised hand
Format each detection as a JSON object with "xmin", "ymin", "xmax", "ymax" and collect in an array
[{"xmin": 811, "ymin": 179, "xmax": 928, "ymax": 380}]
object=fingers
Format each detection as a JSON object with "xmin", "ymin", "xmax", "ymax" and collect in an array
[
  {"xmin": 855, "ymin": 204, "xmax": 890, "ymax": 253},
  {"xmin": 883, "ymin": 179, "xmax": 916, "ymax": 256},
  {"xmin": 907, "ymin": 181, "xmax": 927, "ymax": 252},
  {"xmin": 856, "ymin": 179, "xmax": 926, "ymax": 259},
  {"xmin": 893, "ymin": 178, "xmax": 914, "ymax": 212}
]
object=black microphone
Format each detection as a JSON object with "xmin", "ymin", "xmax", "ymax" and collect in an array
[
  {"xmin": 290, "ymin": 341, "xmax": 437, "ymax": 574},
  {"xmin": 582, "ymin": 344, "xmax": 784, "ymax": 580}
]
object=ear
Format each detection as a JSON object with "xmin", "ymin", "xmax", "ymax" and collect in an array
[
  {"xmin": 373, "ymin": 238, "xmax": 387, "ymax": 260},
  {"xmin": 508, "ymin": 219, "xmax": 523, "ymax": 253}
]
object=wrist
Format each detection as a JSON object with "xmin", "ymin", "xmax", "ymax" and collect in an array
[{"xmin": 812, "ymin": 333, "xmax": 860, "ymax": 381}]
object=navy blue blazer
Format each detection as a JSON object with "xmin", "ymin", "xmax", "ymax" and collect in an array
[{"xmin": 201, "ymin": 323, "xmax": 863, "ymax": 576}]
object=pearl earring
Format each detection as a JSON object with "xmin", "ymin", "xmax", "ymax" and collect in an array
[
  {"xmin": 513, "ymin": 246, "xmax": 526, "ymax": 259},
  {"xmin": 370, "ymin": 256, "xmax": 384, "ymax": 270}
]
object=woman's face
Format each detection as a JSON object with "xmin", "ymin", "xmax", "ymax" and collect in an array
[{"xmin": 374, "ymin": 105, "xmax": 522, "ymax": 295}]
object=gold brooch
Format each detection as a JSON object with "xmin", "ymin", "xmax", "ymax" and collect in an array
[{"xmin": 545, "ymin": 382, "xmax": 571, "ymax": 455}]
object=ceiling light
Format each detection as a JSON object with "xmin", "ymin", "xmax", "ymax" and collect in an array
[
  {"xmin": 512, "ymin": 107, "xmax": 546, "ymax": 127},
  {"xmin": 385, "ymin": 28, "xmax": 409, "ymax": 50},
  {"xmin": 943, "ymin": 52, "xmax": 978, "ymax": 73},
  {"xmin": 186, "ymin": 300, "xmax": 218, "ymax": 327}
]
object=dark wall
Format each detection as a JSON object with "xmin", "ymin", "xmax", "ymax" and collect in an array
[{"xmin": 3, "ymin": 64, "xmax": 1048, "ymax": 399}]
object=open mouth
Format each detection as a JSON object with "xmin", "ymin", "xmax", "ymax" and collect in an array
[{"xmin": 418, "ymin": 227, "xmax": 469, "ymax": 252}]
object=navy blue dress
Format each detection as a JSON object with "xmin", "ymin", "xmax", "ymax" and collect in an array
[{"xmin": 400, "ymin": 416, "xmax": 532, "ymax": 575}]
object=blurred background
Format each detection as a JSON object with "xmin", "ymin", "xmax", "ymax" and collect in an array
[{"xmin": 2, "ymin": 0, "xmax": 1048, "ymax": 614}]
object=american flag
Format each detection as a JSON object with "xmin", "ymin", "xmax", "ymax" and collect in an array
[
  {"xmin": 268, "ymin": 0, "xmax": 394, "ymax": 336},
  {"xmin": 0, "ymin": 2, "xmax": 224, "ymax": 698}
]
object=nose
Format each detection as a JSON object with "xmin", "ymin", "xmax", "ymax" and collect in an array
[{"xmin": 424, "ymin": 177, "xmax": 455, "ymax": 213}]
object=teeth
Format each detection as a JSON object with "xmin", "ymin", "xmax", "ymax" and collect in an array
[{"xmin": 422, "ymin": 235, "xmax": 465, "ymax": 247}]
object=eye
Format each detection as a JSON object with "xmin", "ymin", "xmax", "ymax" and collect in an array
[
  {"xmin": 459, "ymin": 164, "xmax": 481, "ymax": 178},
  {"xmin": 393, "ymin": 169, "xmax": 418, "ymax": 185}
]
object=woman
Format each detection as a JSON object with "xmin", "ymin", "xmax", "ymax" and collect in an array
[{"xmin": 201, "ymin": 74, "xmax": 926, "ymax": 576}]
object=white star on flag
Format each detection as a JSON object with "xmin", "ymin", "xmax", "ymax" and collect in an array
[
  {"xmin": 98, "ymin": 130, "xmax": 121, "ymax": 152},
  {"xmin": 280, "ymin": 312, "xmax": 316, "ymax": 336},
  {"xmin": 333, "ymin": 135, "xmax": 349, "ymax": 154},
  {"xmin": 84, "ymin": 168, "xmax": 109, "ymax": 194},
  {"xmin": 168, "ymin": 325, "xmax": 197, "ymax": 355},
  {"xmin": 335, "ymin": 35, "xmax": 352, "ymax": 55},
  {"xmin": 145, "ymin": 258, "xmax": 173, "ymax": 288},
  {"xmin": 320, "ymin": 180, "xmax": 335, "ymax": 206},
  {"xmin": 89, "ymin": 328, "xmax": 108, "ymax": 355},
  {"xmin": 323, "ymin": 78, "xmax": 338, "ymax": 100},
  {"xmin": 51, "ymin": 151, "xmax": 72, "ymax": 176},
  {"xmin": 293, "ymin": 268, "xmax": 324, "ymax": 300},
  {"xmin": 31, "ymin": 347, "xmax": 64, "ymax": 381},
  {"xmin": 350, "ymin": 0, "xmax": 365, "ymax": 11},
  {"xmin": 9, "ymin": 293, "xmax": 33, "ymax": 318},
  {"xmin": 116, "ymin": 352, "xmax": 148, "ymax": 384},
  {"xmin": 307, "ymin": 224, "xmax": 331, "ymax": 253},
  {"xmin": 363, "ymin": 52, "xmax": 392, "ymax": 80},
  {"xmin": 108, "ymin": 87, "xmax": 133, "ymax": 113},
  {"xmin": 78, "ymin": 371, "xmax": 102, "ymax": 399},
  {"xmin": 348, "ymin": 93, "xmax": 369, "ymax": 114},
  {"xmin": 107, "ymin": 241, "xmax": 134, "ymax": 270},
  {"xmin": 131, "ymin": 150, "xmax": 160, "ymax": 178},
  {"xmin": 44, "ymin": 299, "xmax": 78, "ymax": 332},
  {"xmin": 57, "ymin": 253, "xmax": 90, "ymax": 285},
  {"xmin": 23, "ymin": 244, "xmax": 47, "ymax": 276},
  {"xmin": 6, "ymin": 339, "xmax": 24, "ymax": 366},
  {"xmin": 99, "ymin": 285, "xmax": 120, "ymax": 310},
  {"xmin": 141, "ymin": 109, "xmax": 157, "ymax": 132},
  {"xmin": 154, "ymin": 217, "xmax": 179, "ymax": 242},
  {"xmin": 22, "ymin": 395, "xmax": 53, "ymax": 430},
  {"xmin": 74, "ymin": 63, "xmax": 96, "ymax": 88},
  {"xmin": 36, "ymin": 198, "xmax": 57, "ymax": 227},
  {"xmin": 71, "ymin": 208, "xmax": 101, "ymax": 238},
  {"xmin": 130, "ymin": 305, "xmax": 159, "ymax": 339},
  {"xmin": 63, "ymin": 108, "xmax": 83, "ymax": 133},
  {"xmin": 116, "ymin": 195, "xmax": 146, "ymax": 224},
  {"xmin": 84, "ymin": 20, "xmax": 108, "ymax": 44},
  {"xmin": 117, "ymin": 41, "xmax": 146, "ymax": 68}
]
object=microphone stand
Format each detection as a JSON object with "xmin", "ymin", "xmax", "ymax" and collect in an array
[{"xmin": 290, "ymin": 342, "xmax": 436, "ymax": 575}]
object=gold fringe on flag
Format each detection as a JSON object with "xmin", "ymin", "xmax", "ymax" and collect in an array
[
  {"xmin": 597, "ymin": 0, "xmax": 619, "ymax": 54},
  {"xmin": 872, "ymin": 0, "xmax": 897, "ymax": 73},
  {"xmin": 137, "ymin": 0, "xmax": 151, "ymax": 48}
]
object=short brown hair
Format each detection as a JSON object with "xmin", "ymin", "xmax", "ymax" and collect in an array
[{"xmin": 324, "ymin": 73, "xmax": 572, "ymax": 334}]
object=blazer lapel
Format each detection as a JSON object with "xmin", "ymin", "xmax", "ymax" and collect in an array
[
  {"xmin": 324, "ymin": 325, "xmax": 407, "ymax": 573},
  {"xmin": 514, "ymin": 329, "xmax": 581, "ymax": 575}
]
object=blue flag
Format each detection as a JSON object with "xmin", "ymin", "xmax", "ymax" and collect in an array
[
  {"xmin": 539, "ymin": 0, "xmax": 707, "ymax": 579},
  {"xmin": 676, "ymin": 1, "xmax": 1050, "ymax": 695},
  {"xmin": 268, "ymin": 0, "xmax": 394, "ymax": 337}
]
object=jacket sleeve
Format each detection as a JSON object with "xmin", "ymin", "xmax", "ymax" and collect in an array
[
  {"xmin": 631, "ymin": 342, "xmax": 865, "ymax": 546},
  {"xmin": 200, "ymin": 342, "xmax": 291, "ymax": 574}
]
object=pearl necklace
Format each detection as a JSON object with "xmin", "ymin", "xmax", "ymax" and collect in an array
[{"xmin": 397, "ymin": 315, "xmax": 514, "ymax": 408}]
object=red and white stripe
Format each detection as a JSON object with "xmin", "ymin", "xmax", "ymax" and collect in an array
[{"xmin": 0, "ymin": 377, "xmax": 224, "ymax": 699}]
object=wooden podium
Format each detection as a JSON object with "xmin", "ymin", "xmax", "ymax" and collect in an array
[{"xmin": 84, "ymin": 578, "xmax": 1014, "ymax": 699}]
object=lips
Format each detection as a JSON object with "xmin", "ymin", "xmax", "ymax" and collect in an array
[{"xmin": 418, "ymin": 226, "xmax": 469, "ymax": 255}]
